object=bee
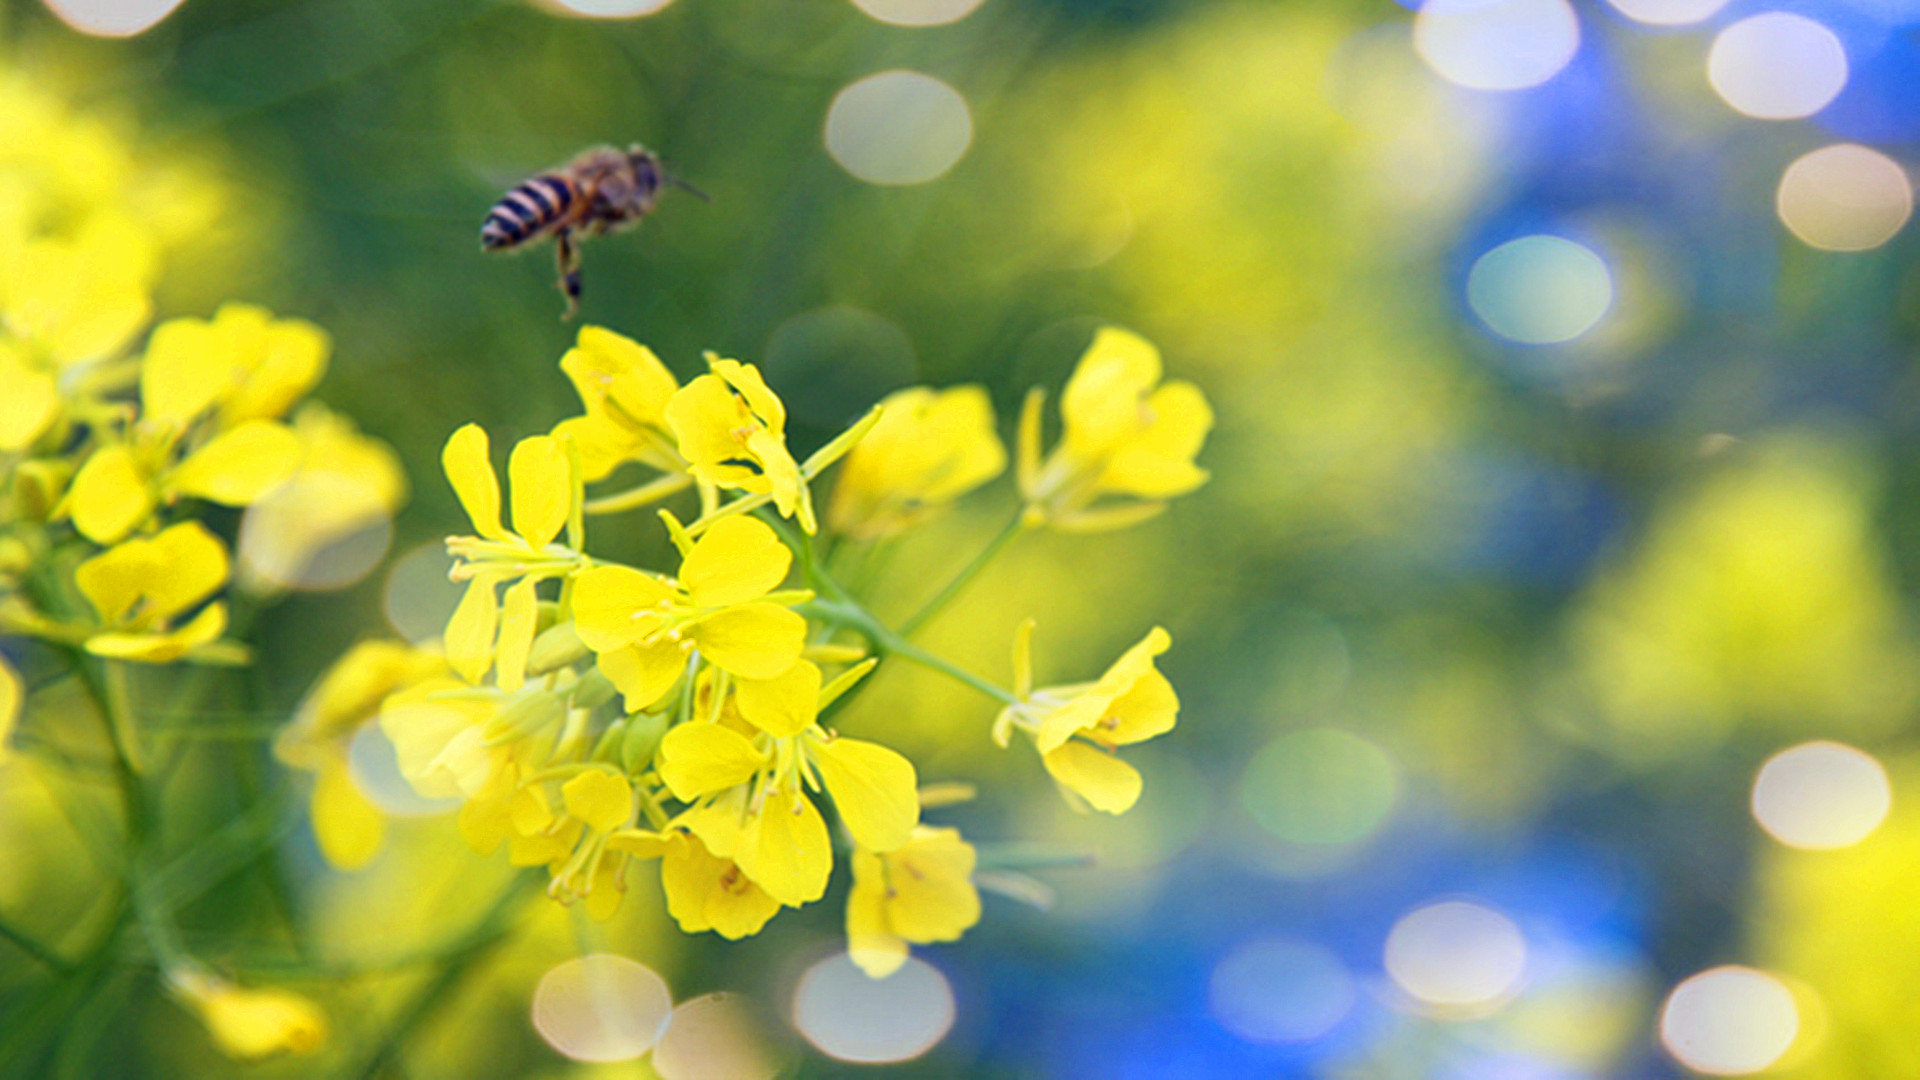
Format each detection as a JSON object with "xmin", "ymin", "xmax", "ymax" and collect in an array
[{"xmin": 480, "ymin": 144, "xmax": 703, "ymax": 318}]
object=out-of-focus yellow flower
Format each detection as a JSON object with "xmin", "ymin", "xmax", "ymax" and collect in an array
[
  {"xmin": 55, "ymin": 303, "xmax": 322, "ymax": 545},
  {"xmin": 168, "ymin": 969, "xmax": 327, "ymax": 1061},
  {"xmin": 381, "ymin": 676, "xmax": 513, "ymax": 801},
  {"xmin": 827, "ymin": 385, "xmax": 1006, "ymax": 541},
  {"xmin": 276, "ymin": 640, "xmax": 446, "ymax": 870},
  {"xmin": 550, "ymin": 325, "xmax": 686, "ymax": 482},
  {"xmin": 441, "ymin": 425, "xmax": 582, "ymax": 689},
  {"xmin": 1019, "ymin": 327, "xmax": 1211, "ymax": 532},
  {"xmin": 1569, "ymin": 439, "xmax": 1915, "ymax": 757},
  {"xmin": 139, "ymin": 303, "xmax": 328, "ymax": 431},
  {"xmin": 995, "ymin": 623, "xmax": 1178, "ymax": 814},
  {"xmin": 572, "ymin": 515, "xmax": 807, "ymax": 709},
  {"xmin": 73, "ymin": 521, "xmax": 231, "ymax": 662},
  {"xmin": 665, "ymin": 355, "xmax": 815, "ymax": 532},
  {"xmin": 847, "ymin": 825, "xmax": 981, "ymax": 978},
  {"xmin": 0, "ymin": 214, "xmax": 156, "ymax": 376}
]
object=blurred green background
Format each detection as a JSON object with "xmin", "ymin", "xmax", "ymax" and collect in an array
[{"xmin": 6, "ymin": 0, "xmax": 1920, "ymax": 1076}]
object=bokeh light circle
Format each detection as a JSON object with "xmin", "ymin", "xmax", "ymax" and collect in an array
[
  {"xmin": 39, "ymin": 0, "xmax": 186, "ymax": 37},
  {"xmin": 538, "ymin": 0, "xmax": 677, "ymax": 17},
  {"xmin": 1414, "ymin": 0, "xmax": 1581, "ymax": 92},
  {"xmin": 238, "ymin": 472, "xmax": 394, "ymax": 592},
  {"xmin": 1751, "ymin": 740, "xmax": 1892, "ymax": 849},
  {"xmin": 1775, "ymin": 143, "xmax": 1913, "ymax": 252},
  {"xmin": 531, "ymin": 954, "xmax": 674, "ymax": 1063},
  {"xmin": 1467, "ymin": 235, "xmax": 1614, "ymax": 345},
  {"xmin": 1384, "ymin": 900, "xmax": 1528, "ymax": 1010},
  {"xmin": 792, "ymin": 954, "xmax": 955, "ymax": 1064},
  {"xmin": 1209, "ymin": 936, "xmax": 1357, "ymax": 1044},
  {"xmin": 1707, "ymin": 14, "xmax": 1848, "ymax": 120},
  {"xmin": 654, "ymin": 993, "xmax": 782, "ymax": 1080},
  {"xmin": 1241, "ymin": 728, "xmax": 1397, "ymax": 846},
  {"xmin": 1659, "ymin": 966, "xmax": 1800, "ymax": 1075},
  {"xmin": 764, "ymin": 306, "xmax": 916, "ymax": 427},
  {"xmin": 382, "ymin": 542, "xmax": 464, "ymax": 645},
  {"xmin": 824, "ymin": 70, "xmax": 973, "ymax": 185},
  {"xmin": 348, "ymin": 724, "xmax": 461, "ymax": 817},
  {"xmin": 847, "ymin": 0, "xmax": 985, "ymax": 26},
  {"xmin": 1603, "ymin": 0, "xmax": 1730, "ymax": 25}
]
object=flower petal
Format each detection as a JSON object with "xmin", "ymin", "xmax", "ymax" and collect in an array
[
  {"xmin": 1098, "ymin": 380, "xmax": 1211, "ymax": 498},
  {"xmin": 734, "ymin": 786, "xmax": 831, "ymax": 906},
  {"xmin": 692, "ymin": 603, "xmax": 806, "ymax": 679},
  {"xmin": 657, "ymin": 722, "xmax": 766, "ymax": 802},
  {"xmin": 847, "ymin": 849, "xmax": 908, "ymax": 979},
  {"xmin": 680, "ymin": 515, "xmax": 791, "ymax": 608},
  {"xmin": 664, "ymin": 375, "xmax": 748, "ymax": 474},
  {"xmin": 444, "ymin": 576, "xmax": 501, "ymax": 684},
  {"xmin": 562, "ymin": 770, "xmax": 633, "ymax": 833},
  {"xmin": 144, "ymin": 521, "xmax": 231, "ymax": 619},
  {"xmin": 597, "ymin": 639, "xmax": 686, "ymax": 713},
  {"xmin": 812, "ymin": 736, "xmax": 918, "ymax": 853},
  {"xmin": 1061, "ymin": 327, "xmax": 1161, "ymax": 461},
  {"xmin": 0, "ymin": 656, "xmax": 22, "ymax": 758},
  {"xmin": 734, "ymin": 659, "xmax": 819, "ymax": 738},
  {"xmin": 0, "ymin": 344, "xmax": 57, "ymax": 451},
  {"xmin": 67, "ymin": 444, "xmax": 154, "ymax": 544},
  {"xmin": 1042, "ymin": 741, "xmax": 1142, "ymax": 814},
  {"xmin": 884, "ymin": 826, "xmax": 981, "ymax": 943},
  {"xmin": 171, "ymin": 420, "xmax": 302, "ymax": 506},
  {"xmin": 312, "ymin": 754, "xmax": 385, "ymax": 870},
  {"xmin": 493, "ymin": 577, "xmax": 538, "ymax": 692},
  {"xmin": 571, "ymin": 566, "xmax": 674, "ymax": 653},
  {"xmin": 507, "ymin": 434, "xmax": 571, "ymax": 548},
  {"xmin": 140, "ymin": 315, "xmax": 233, "ymax": 428},
  {"xmin": 441, "ymin": 424, "xmax": 508, "ymax": 542}
]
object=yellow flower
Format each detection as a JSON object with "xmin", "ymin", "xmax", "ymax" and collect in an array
[
  {"xmin": 826, "ymin": 385, "xmax": 1006, "ymax": 541},
  {"xmin": 654, "ymin": 659, "xmax": 919, "ymax": 908},
  {"xmin": 624, "ymin": 828, "xmax": 784, "ymax": 939},
  {"xmin": 1018, "ymin": 327, "xmax": 1212, "ymax": 531},
  {"xmin": 847, "ymin": 825, "xmax": 982, "ymax": 978},
  {"xmin": 380, "ymin": 676, "xmax": 514, "ymax": 801},
  {"xmin": 995, "ymin": 624, "xmax": 1178, "ymax": 814},
  {"xmin": 550, "ymin": 325, "xmax": 686, "ymax": 482},
  {"xmin": 0, "ymin": 211, "xmax": 154, "ymax": 452},
  {"xmin": 56, "ymin": 304, "xmax": 324, "ymax": 545},
  {"xmin": 73, "ymin": 521, "xmax": 232, "ymax": 662},
  {"xmin": 664, "ymin": 355, "xmax": 815, "ymax": 532},
  {"xmin": 168, "ymin": 969, "xmax": 327, "ymax": 1061},
  {"xmin": 276, "ymin": 641, "xmax": 446, "ymax": 870},
  {"xmin": 572, "ymin": 515, "xmax": 807, "ymax": 710},
  {"xmin": 440, "ymin": 425, "xmax": 581, "ymax": 689},
  {"xmin": 138, "ymin": 303, "xmax": 329, "ymax": 432}
]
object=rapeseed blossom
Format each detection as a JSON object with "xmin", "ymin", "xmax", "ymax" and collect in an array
[
  {"xmin": 1019, "ymin": 327, "xmax": 1212, "ymax": 531},
  {"xmin": 847, "ymin": 825, "xmax": 982, "ymax": 977},
  {"xmin": 827, "ymin": 385, "xmax": 1006, "ymax": 540},
  {"xmin": 367, "ymin": 322, "xmax": 1204, "ymax": 976},
  {"xmin": 996, "ymin": 623, "xmax": 1180, "ymax": 813}
]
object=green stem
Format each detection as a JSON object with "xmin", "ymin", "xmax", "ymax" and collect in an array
[
  {"xmin": 100, "ymin": 660, "xmax": 145, "ymax": 775},
  {"xmin": 897, "ymin": 511, "xmax": 1027, "ymax": 637},
  {"xmin": 803, "ymin": 598, "xmax": 1015, "ymax": 706},
  {"xmin": 582, "ymin": 473, "xmax": 694, "ymax": 515},
  {"xmin": 0, "ymin": 914, "xmax": 73, "ymax": 972},
  {"xmin": 764, "ymin": 511, "xmax": 1017, "ymax": 707}
]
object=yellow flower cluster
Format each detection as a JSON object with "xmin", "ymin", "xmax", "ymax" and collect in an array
[
  {"xmin": 0, "ymin": 72, "xmax": 381, "ymax": 1061},
  {"xmin": 372, "ymin": 323, "xmax": 1209, "ymax": 976}
]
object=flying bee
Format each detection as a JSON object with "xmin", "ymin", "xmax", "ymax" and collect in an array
[{"xmin": 480, "ymin": 143, "xmax": 703, "ymax": 318}]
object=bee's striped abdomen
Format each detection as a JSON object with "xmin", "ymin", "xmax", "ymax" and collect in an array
[{"xmin": 480, "ymin": 174, "xmax": 577, "ymax": 251}]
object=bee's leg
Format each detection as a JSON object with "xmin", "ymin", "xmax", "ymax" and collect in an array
[{"xmin": 555, "ymin": 229, "xmax": 582, "ymax": 320}]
